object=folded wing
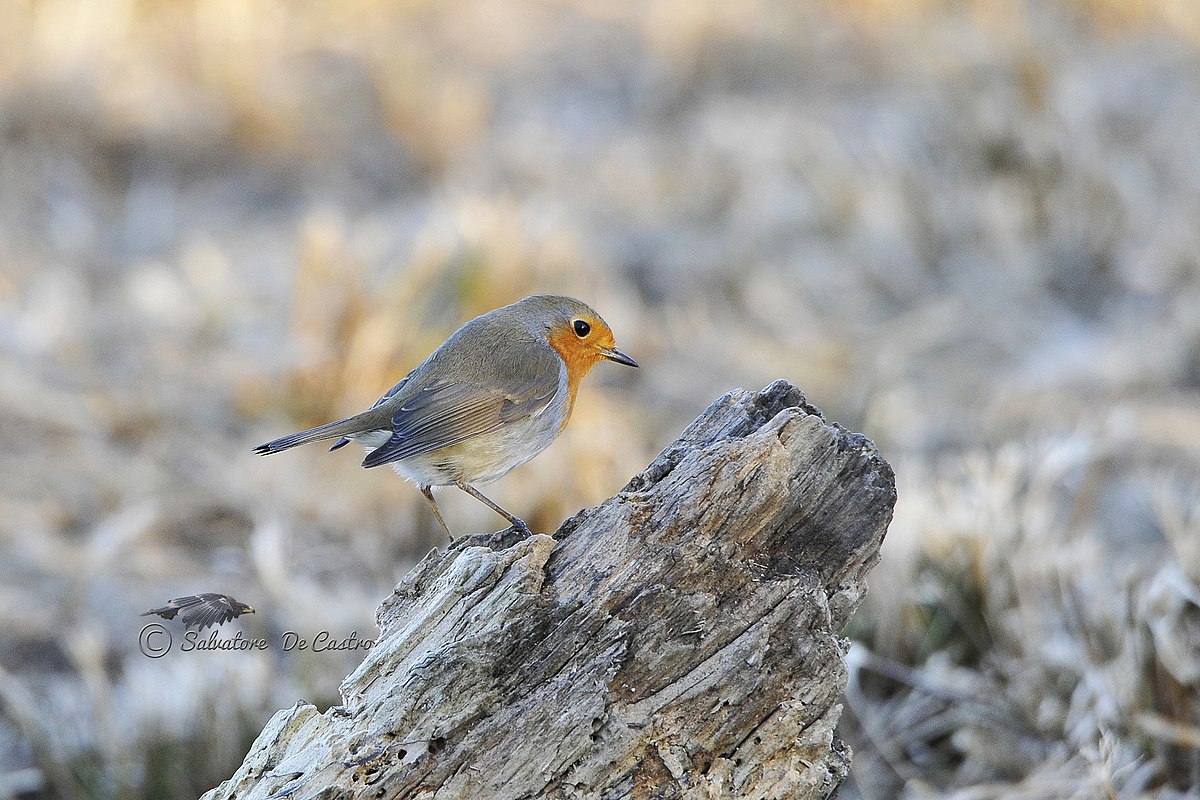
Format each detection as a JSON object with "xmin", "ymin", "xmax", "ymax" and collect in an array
[{"xmin": 361, "ymin": 351, "xmax": 561, "ymax": 469}]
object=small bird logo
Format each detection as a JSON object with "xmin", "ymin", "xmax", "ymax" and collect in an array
[
  {"xmin": 254, "ymin": 295, "xmax": 637, "ymax": 539},
  {"xmin": 141, "ymin": 594, "xmax": 256, "ymax": 631}
]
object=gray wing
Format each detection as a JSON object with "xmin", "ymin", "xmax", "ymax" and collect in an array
[
  {"xmin": 360, "ymin": 357, "xmax": 561, "ymax": 469},
  {"xmin": 180, "ymin": 595, "xmax": 234, "ymax": 630}
]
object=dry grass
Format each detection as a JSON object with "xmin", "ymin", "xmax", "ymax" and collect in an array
[{"xmin": 1, "ymin": 1, "xmax": 1199, "ymax": 797}]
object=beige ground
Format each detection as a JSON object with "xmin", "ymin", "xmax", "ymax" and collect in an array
[{"xmin": 2, "ymin": 1, "xmax": 1199, "ymax": 797}]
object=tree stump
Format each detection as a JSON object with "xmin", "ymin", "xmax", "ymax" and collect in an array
[{"xmin": 204, "ymin": 381, "xmax": 895, "ymax": 799}]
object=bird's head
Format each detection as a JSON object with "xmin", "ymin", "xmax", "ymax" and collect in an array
[{"xmin": 524, "ymin": 295, "xmax": 638, "ymax": 378}]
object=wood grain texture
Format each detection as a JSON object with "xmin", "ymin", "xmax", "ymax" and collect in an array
[{"xmin": 204, "ymin": 381, "xmax": 895, "ymax": 800}]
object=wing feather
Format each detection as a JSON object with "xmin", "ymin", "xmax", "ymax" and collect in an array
[{"xmin": 361, "ymin": 354, "xmax": 561, "ymax": 469}]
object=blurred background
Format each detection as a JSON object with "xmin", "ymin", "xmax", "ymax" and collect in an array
[{"xmin": 2, "ymin": 0, "xmax": 1200, "ymax": 797}]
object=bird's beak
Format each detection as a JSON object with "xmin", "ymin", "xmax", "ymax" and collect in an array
[
  {"xmin": 245, "ymin": 607, "xmax": 256, "ymax": 615},
  {"xmin": 600, "ymin": 346, "xmax": 639, "ymax": 368}
]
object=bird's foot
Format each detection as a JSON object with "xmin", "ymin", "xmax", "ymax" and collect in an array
[{"xmin": 446, "ymin": 525, "xmax": 527, "ymax": 552}]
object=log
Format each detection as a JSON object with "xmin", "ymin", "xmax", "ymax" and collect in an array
[{"xmin": 204, "ymin": 380, "xmax": 895, "ymax": 799}]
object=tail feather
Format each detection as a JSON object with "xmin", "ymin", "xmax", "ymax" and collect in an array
[{"xmin": 253, "ymin": 418, "xmax": 360, "ymax": 455}]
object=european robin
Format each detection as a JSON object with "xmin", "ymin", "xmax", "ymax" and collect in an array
[{"xmin": 254, "ymin": 295, "xmax": 637, "ymax": 539}]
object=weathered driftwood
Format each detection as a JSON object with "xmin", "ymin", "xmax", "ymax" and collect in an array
[{"xmin": 204, "ymin": 381, "xmax": 895, "ymax": 800}]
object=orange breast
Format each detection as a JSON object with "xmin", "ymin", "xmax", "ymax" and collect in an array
[{"xmin": 545, "ymin": 327, "xmax": 602, "ymax": 431}]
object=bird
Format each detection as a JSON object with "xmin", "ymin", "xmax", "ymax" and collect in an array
[
  {"xmin": 141, "ymin": 593, "xmax": 255, "ymax": 631},
  {"xmin": 253, "ymin": 295, "xmax": 638, "ymax": 540}
]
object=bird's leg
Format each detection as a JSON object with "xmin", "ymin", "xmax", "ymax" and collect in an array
[
  {"xmin": 420, "ymin": 486, "xmax": 455, "ymax": 541},
  {"xmin": 457, "ymin": 483, "xmax": 532, "ymax": 536}
]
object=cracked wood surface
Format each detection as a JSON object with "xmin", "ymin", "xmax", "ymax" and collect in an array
[{"xmin": 203, "ymin": 381, "xmax": 895, "ymax": 800}]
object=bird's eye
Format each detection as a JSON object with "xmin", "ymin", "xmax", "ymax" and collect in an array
[{"xmin": 573, "ymin": 319, "xmax": 591, "ymax": 338}]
